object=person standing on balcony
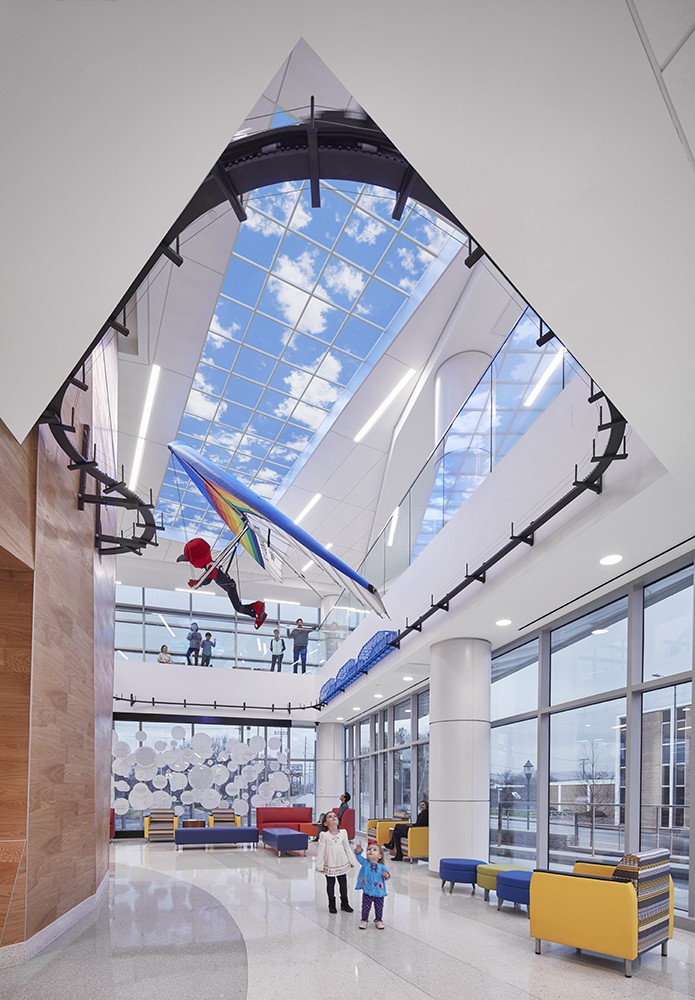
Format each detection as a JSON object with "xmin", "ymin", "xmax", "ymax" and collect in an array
[
  {"xmin": 186, "ymin": 623, "xmax": 202, "ymax": 666},
  {"xmin": 288, "ymin": 618, "xmax": 316, "ymax": 673},
  {"xmin": 269, "ymin": 629, "xmax": 286, "ymax": 671}
]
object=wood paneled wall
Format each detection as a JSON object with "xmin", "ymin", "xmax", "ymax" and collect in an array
[
  {"xmin": 0, "ymin": 550, "xmax": 33, "ymax": 946},
  {"xmin": 0, "ymin": 337, "xmax": 117, "ymax": 951}
]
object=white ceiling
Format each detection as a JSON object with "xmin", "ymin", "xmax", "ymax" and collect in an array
[{"xmin": 2, "ymin": 2, "xmax": 695, "ymax": 681}]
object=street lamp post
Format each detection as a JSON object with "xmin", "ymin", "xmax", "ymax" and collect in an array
[{"xmin": 523, "ymin": 760, "xmax": 533, "ymax": 832}]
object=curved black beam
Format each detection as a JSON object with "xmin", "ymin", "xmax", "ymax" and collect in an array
[
  {"xmin": 70, "ymin": 113, "xmax": 470, "ymax": 388},
  {"xmin": 389, "ymin": 380, "xmax": 627, "ymax": 648},
  {"xmin": 39, "ymin": 374, "xmax": 158, "ymax": 557}
]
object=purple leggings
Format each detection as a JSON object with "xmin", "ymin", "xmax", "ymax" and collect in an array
[{"xmin": 361, "ymin": 894, "xmax": 384, "ymax": 921}]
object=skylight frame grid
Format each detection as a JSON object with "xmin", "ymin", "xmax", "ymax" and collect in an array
[{"xmin": 160, "ymin": 178, "xmax": 459, "ymax": 544}]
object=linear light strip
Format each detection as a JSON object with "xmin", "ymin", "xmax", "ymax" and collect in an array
[
  {"xmin": 301, "ymin": 542, "xmax": 332, "ymax": 573},
  {"xmin": 523, "ymin": 348, "xmax": 564, "ymax": 408},
  {"xmin": 294, "ymin": 492, "xmax": 321, "ymax": 526},
  {"xmin": 354, "ymin": 368, "xmax": 416, "ymax": 443},
  {"xmin": 129, "ymin": 364, "xmax": 161, "ymax": 489},
  {"xmin": 386, "ymin": 507, "xmax": 399, "ymax": 547},
  {"xmin": 157, "ymin": 613, "xmax": 176, "ymax": 638}
]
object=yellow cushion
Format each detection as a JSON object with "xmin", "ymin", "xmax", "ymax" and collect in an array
[{"xmin": 476, "ymin": 863, "xmax": 523, "ymax": 889}]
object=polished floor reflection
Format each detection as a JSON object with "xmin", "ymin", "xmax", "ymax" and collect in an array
[{"xmin": 4, "ymin": 841, "xmax": 695, "ymax": 999}]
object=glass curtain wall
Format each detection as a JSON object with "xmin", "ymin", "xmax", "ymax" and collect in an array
[
  {"xmin": 347, "ymin": 690, "xmax": 429, "ymax": 829},
  {"xmin": 111, "ymin": 714, "xmax": 316, "ymax": 833},
  {"xmin": 485, "ymin": 559, "xmax": 694, "ymax": 915}
]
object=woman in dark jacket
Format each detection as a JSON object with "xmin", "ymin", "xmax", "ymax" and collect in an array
[{"xmin": 384, "ymin": 800, "xmax": 428, "ymax": 861}]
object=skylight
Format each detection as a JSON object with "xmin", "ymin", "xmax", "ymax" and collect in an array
[{"xmin": 158, "ymin": 178, "xmax": 461, "ymax": 546}]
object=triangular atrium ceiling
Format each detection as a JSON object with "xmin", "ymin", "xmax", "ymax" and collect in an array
[{"xmin": 155, "ymin": 47, "xmax": 463, "ymax": 552}]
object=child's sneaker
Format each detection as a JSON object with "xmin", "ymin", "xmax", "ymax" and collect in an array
[
  {"xmin": 253, "ymin": 601, "xmax": 267, "ymax": 629},
  {"xmin": 375, "ymin": 920, "xmax": 385, "ymax": 929},
  {"xmin": 359, "ymin": 920, "xmax": 367, "ymax": 930}
]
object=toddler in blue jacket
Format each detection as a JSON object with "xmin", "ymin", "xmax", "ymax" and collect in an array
[{"xmin": 354, "ymin": 841, "xmax": 390, "ymax": 929}]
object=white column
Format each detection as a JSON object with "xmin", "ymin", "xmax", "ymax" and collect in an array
[
  {"xmin": 429, "ymin": 637, "xmax": 491, "ymax": 872},
  {"xmin": 315, "ymin": 722, "xmax": 344, "ymax": 816}
]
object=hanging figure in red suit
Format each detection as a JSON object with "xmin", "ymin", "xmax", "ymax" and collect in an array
[{"xmin": 177, "ymin": 537, "xmax": 267, "ymax": 629}]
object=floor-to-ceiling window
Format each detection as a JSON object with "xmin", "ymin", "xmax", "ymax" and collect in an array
[
  {"xmin": 346, "ymin": 689, "xmax": 428, "ymax": 828},
  {"xmin": 487, "ymin": 558, "xmax": 694, "ymax": 915}
]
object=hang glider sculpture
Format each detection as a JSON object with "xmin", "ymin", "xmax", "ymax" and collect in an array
[{"xmin": 168, "ymin": 443, "xmax": 388, "ymax": 618}]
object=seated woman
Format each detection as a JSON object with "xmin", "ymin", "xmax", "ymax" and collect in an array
[{"xmin": 384, "ymin": 800, "xmax": 429, "ymax": 861}]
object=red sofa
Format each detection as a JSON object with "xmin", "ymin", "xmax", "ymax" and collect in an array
[
  {"xmin": 334, "ymin": 807, "xmax": 355, "ymax": 840},
  {"xmin": 255, "ymin": 806, "xmax": 313, "ymax": 837}
]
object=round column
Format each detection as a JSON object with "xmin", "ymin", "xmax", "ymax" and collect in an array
[
  {"xmin": 315, "ymin": 722, "xmax": 345, "ymax": 817},
  {"xmin": 429, "ymin": 637, "xmax": 491, "ymax": 872}
]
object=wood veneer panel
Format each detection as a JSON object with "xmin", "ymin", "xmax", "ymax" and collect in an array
[
  {"xmin": 0, "ymin": 566, "xmax": 32, "ymax": 843},
  {"xmin": 27, "ymin": 390, "xmax": 97, "ymax": 940},
  {"xmin": 0, "ymin": 843, "xmax": 26, "ymax": 947},
  {"xmin": 0, "ymin": 419, "xmax": 36, "ymax": 570}
]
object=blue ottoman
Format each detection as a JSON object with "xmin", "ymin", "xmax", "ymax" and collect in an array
[
  {"xmin": 263, "ymin": 827, "xmax": 309, "ymax": 856},
  {"xmin": 496, "ymin": 869, "xmax": 532, "ymax": 915},
  {"xmin": 440, "ymin": 858, "xmax": 486, "ymax": 895}
]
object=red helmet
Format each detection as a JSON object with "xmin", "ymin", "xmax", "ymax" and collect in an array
[{"xmin": 176, "ymin": 537, "xmax": 213, "ymax": 569}]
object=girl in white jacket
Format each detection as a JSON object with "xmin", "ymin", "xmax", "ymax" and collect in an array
[{"xmin": 315, "ymin": 811, "xmax": 356, "ymax": 913}]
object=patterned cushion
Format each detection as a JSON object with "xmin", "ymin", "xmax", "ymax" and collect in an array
[{"xmin": 611, "ymin": 849, "xmax": 671, "ymax": 953}]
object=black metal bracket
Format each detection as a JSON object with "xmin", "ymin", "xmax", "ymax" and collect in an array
[
  {"xmin": 465, "ymin": 563, "xmax": 486, "ymax": 583},
  {"xmin": 510, "ymin": 522, "xmax": 534, "ymax": 546}
]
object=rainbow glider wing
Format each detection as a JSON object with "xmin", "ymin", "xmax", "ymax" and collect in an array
[{"xmin": 168, "ymin": 442, "xmax": 388, "ymax": 617}]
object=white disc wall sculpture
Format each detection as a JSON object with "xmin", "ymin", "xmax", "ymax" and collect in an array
[{"xmin": 111, "ymin": 726, "xmax": 298, "ymax": 827}]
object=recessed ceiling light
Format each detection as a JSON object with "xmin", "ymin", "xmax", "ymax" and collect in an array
[
  {"xmin": 496, "ymin": 618, "xmax": 512, "ymax": 627},
  {"xmin": 405, "ymin": 708, "xmax": 412, "ymax": 713},
  {"xmin": 374, "ymin": 693, "xmax": 384, "ymax": 699},
  {"xmin": 599, "ymin": 554, "xmax": 623, "ymax": 566},
  {"xmin": 402, "ymin": 676, "xmax": 413, "ymax": 681},
  {"xmin": 591, "ymin": 628, "xmax": 608, "ymax": 635},
  {"xmin": 352, "ymin": 706, "xmax": 361, "ymax": 711},
  {"xmin": 336, "ymin": 717, "xmax": 344, "ymax": 721}
]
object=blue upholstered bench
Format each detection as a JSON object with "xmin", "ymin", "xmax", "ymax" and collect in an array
[
  {"xmin": 175, "ymin": 826, "xmax": 259, "ymax": 849},
  {"xmin": 439, "ymin": 858, "xmax": 486, "ymax": 894},
  {"xmin": 262, "ymin": 827, "xmax": 309, "ymax": 856},
  {"xmin": 496, "ymin": 869, "xmax": 532, "ymax": 915}
]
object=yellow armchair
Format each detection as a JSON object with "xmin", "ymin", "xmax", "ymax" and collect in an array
[
  {"xmin": 374, "ymin": 821, "xmax": 395, "ymax": 846},
  {"xmin": 531, "ymin": 851, "xmax": 673, "ymax": 977},
  {"xmin": 402, "ymin": 825, "xmax": 428, "ymax": 861},
  {"xmin": 143, "ymin": 809, "xmax": 178, "ymax": 841}
]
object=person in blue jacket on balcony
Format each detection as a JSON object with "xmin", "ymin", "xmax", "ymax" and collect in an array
[{"xmin": 354, "ymin": 840, "xmax": 390, "ymax": 929}]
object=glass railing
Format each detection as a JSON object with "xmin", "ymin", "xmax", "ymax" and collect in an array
[{"xmin": 354, "ymin": 308, "xmax": 584, "ymax": 600}]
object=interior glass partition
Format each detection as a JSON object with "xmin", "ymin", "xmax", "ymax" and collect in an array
[{"xmin": 355, "ymin": 308, "xmax": 581, "ymax": 597}]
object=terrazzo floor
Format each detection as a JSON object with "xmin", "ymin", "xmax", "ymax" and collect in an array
[{"xmin": 3, "ymin": 840, "xmax": 695, "ymax": 1000}]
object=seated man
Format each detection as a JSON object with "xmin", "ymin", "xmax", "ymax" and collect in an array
[{"xmin": 384, "ymin": 800, "xmax": 429, "ymax": 861}]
